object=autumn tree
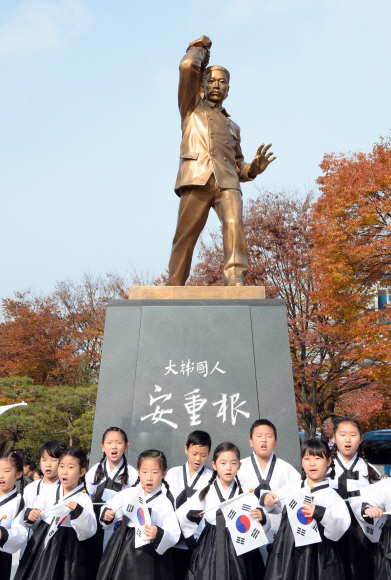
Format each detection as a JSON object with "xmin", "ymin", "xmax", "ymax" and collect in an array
[
  {"xmin": 0, "ymin": 273, "xmax": 123, "ymax": 385},
  {"xmin": 311, "ymin": 136, "xmax": 391, "ymax": 428},
  {"xmin": 188, "ymin": 189, "xmax": 386, "ymax": 435}
]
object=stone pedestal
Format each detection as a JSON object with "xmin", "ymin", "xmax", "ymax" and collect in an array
[{"xmin": 90, "ymin": 287, "xmax": 300, "ymax": 471}]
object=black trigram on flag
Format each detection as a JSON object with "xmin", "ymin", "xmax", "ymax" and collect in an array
[
  {"xmin": 227, "ymin": 510, "xmax": 236, "ymax": 520},
  {"xmin": 251, "ymin": 529, "xmax": 260, "ymax": 539},
  {"xmin": 313, "ymin": 523, "xmax": 318, "ymax": 533},
  {"xmin": 289, "ymin": 500, "xmax": 297, "ymax": 509},
  {"xmin": 137, "ymin": 529, "xmax": 142, "ymax": 537},
  {"xmin": 139, "ymin": 497, "xmax": 143, "ymax": 504},
  {"xmin": 297, "ymin": 527, "xmax": 306, "ymax": 536},
  {"xmin": 126, "ymin": 504, "xmax": 134, "ymax": 512},
  {"xmin": 242, "ymin": 504, "xmax": 251, "ymax": 512},
  {"xmin": 236, "ymin": 537, "xmax": 245, "ymax": 545},
  {"xmin": 366, "ymin": 527, "xmax": 374, "ymax": 536},
  {"xmin": 379, "ymin": 522, "xmax": 385, "ymax": 531},
  {"xmin": 55, "ymin": 517, "xmax": 61, "ymax": 525},
  {"xmin": 304, "ymin": 495, "xmax": 312, "ymax": 503}
]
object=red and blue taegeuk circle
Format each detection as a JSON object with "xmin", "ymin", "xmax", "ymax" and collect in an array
[
  {"xmin": 296, "ymin": 507, "xmax": 313, "ymax": 525},
  {"xmin": 137, "ymin": 507, "xmax": 145, "ymax": 525},
  {"xmin": 236, "ymin": 515, "xmax": 251, "ymax": 533}
]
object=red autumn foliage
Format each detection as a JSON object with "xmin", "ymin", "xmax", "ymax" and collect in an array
[
  {"xmin": 0, "ymin": 273, "xmax": 122, "ymax": 385},
  {"xmin": 312, "ymin": 136, "xmax": 391, "ymax": 429},
  {"xmin": 188, "ymin": 188, "xmax": 390, "ymax": 434}
]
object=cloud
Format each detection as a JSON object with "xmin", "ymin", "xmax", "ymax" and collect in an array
[{"xmin": 0, "ymin": 0, "xmax": 91, "ymax": 62}]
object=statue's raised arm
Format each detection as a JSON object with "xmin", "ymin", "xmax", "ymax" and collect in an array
[{"xmin": 166, "ymin": 37, "xmax": 276, "ymax": 287}]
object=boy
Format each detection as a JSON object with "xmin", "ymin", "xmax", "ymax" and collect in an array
[
  {"xmin": 240, "ymin": 419, "xmax": 300, "ymax": 529},
  {"xmin": 165, "ymin": 430, "xmax": 212, "ymax": 580},
  {"xmin": 22, "ymin": 440, "xmax": 68, "ymax": 554}
]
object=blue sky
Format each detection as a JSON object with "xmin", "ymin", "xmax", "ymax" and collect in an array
[{"xmin": 1, "ymin": 0, "xmax": 390, "ymax": 299}]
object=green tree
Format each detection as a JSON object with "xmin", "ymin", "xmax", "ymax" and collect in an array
[{"xmin": 0, "ymin": 377, "xmax": 97, "ymax": 458}]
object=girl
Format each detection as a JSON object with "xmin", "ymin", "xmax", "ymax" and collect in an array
[
  {"xmin": 330, "ymin": 417, "xmax": 381, "ymax": 580},
  {"xmin": 178, "ymin": 442, "xmax": 269, "ymax": 580},
  {"xmin": 360, "ymin": 478, "xmax": 391, "ymax": 580},
  {"xmin": 96, "ymin": 449, "xmax": 181, "ymax": 580},
  {"xmin": 15, "ymin": 447, "xmax": 97, "ymax": 580},
  {"xmin": 0, "ymin": 452, "xmax": 28, "ymax": 580},
  {"xmin": 263, "ymin": 439, "xmax": 350, "ymax": 580},
  {"xmin": 85, "ymin": 427, "xmax": 137, "ymax": 578}
]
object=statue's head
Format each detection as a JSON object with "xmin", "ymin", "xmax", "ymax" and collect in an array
[{"xmin": 203, "ymin": 66, "xmax": 230, "ymax": 104}]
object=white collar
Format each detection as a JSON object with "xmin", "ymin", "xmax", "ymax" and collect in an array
[
  {"xmin": 186, "ymin": 461, "xmax": 204, "ymax": 483},
  {"xmin": 143, "ymin": 485, "xmax": 162, "ymax": 500},
  {"xmin": 0, "ymin": 486, "xmax": 17, "ymax": 501},
  {"xmin": 105, "ymin": 457, "xmax": 125, "ymax": 479},
  {"xmin": 216, "ymin": 478, "xmax": 237, "ymax": 498},
  {"xmin": 59, "ymin": 482, "xmax": 84, "ymax": 500},
  {"xmin": 337, "ymin": 451, "xmax": 358, "ymax": 470},
  {"xmin": 252, "ymin": 451, "xmax": 275, "ymax": 478}
]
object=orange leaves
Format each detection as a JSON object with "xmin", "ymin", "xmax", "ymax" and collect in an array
[{"xmin": 0, "ymin": 273, "xmax": 122, "ymax": 386}]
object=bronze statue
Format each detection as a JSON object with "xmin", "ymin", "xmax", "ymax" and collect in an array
[{"xmin": 166, "ymin": 35, "xmax": 276, "ymax": 287}]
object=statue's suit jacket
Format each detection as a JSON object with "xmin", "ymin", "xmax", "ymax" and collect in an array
[{"xmin": 175, "ymin": 39, "xmax": 254, "ymax": 196}]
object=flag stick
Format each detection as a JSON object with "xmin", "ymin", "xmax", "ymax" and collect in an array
[
  {"xmin": 40, "ymin": 490, "xmax": 85, "ymax": 515},
  {"xmin": 364, "ymin": 511, "xmax": 391, "ymax": 518},
  {"xmin": 199, "ymin": 490, "xmax": 254, "ymax": 515}
]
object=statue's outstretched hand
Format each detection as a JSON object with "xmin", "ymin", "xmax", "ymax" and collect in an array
[{"xmin": 248, "ymin": 144, "xmax": 276, "ymax": 178}]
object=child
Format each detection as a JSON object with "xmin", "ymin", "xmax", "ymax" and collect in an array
[
  {"xmin": 329, "ymin": 417, "xmax": 381, "ymax": 580},
  {"xmin": 85, "ymin": 426, "xmax": 137, "ymax": 578},
  {"xmin": 165, "ymin": 430, "xmax": 212, "ymax": 580},
  {"xmin": 15, "ymin": 447, "xmax": 97, "ymax": 580},
  {"xmin": 263, "ymin": 439, "xmax": 350, "ymax": 580},
  {"xmin": 21, "ymin": 440, "xmax": 68, "ymax": 556},
  {"xmin": 24, "ymin": 440, "xmax": 68, "ymax": 510},
  {"xmin": 96, "ymin": 449, "xmax": 181, "ymax": 580},
  {"xmin": 178, "ymin": 442, "xmax": 269, "ymax": 580},
  {"xmin": 0, "ymin": 452, "xmax": 28, "ymax": 580},
  {"xmin": 240, "ymin": 419, "xmax": 300, "ymax": 529},
  {"xmin": 33, "ymin": 470, "xmax": 43, "ymax": 481},
  {"xmin": 360, "ymin": 478, "xmax": 391, "ymax": 580}
]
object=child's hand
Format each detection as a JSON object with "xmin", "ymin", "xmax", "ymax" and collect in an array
[
  {"xmin": 66, "ymin": 501, "xmax": 78, "ymax": 511},
  {"xmin": 103, "ymin": 509, "xmax": 115, "ymax": 522},
  {"xmin": 28, "ymin": 509, "xmax": 42, "ymax": 522},
  {"xmin": 264, "ymin": 493, "xmax": 277, "ymax": 507},
  {"xmin": 143, "ymin": 525, "xmax": 157, "ymax": 540},
  {"xmin": 249, "ymin": 508, "xmax": 263, "ymax": 522},
  {"xmin": 302, "ymin": 502, "xmax": 315, "ymax": 518},
  {"xmin": 365, "ymin": 507, "xmax": 383, "ymax": 519}
]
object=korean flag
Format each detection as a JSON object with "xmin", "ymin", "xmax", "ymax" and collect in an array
[
  {"xmin": 362, "ymin": 515, "xmax": 387, "ymax": 543},
  {"xmin": 285, "ymin": 487, "xmax": 321, "ymax": 547},
  {"xmin": 259, "ymin": 528, "xmax": 278, "ymax": 566},
  {"xmin": 44, "ymin": 504, "xmax": 71, "ymax": 548},
  {"xmin": 125, "ymin": 491, "xmax": 152, "ymax": 548},
  {"xmin": 221, "ymin": 494, "xmax": 268, "ymax": 556}
]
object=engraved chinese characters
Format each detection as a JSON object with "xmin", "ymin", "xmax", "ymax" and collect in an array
[{"xmin": 140, "ymin": 359, "xmax": 250, "ymax": 430}]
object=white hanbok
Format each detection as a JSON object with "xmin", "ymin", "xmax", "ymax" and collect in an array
[
  {"xmin": 240, "ymin": 452, "xmax": 300, "ymax": 528},
  {"xmin": 263, "ymin": 479, "xmax": 350, "ymax": 580},
  {"xmin": 0, "ymin": 488, "xmax": 28, "ymax": 580},
  {"xmin": 177, "ymin": 479, "xmax": 270, "ymax": 580},
  {"xmin": 15, "ymin": 483, "xmax": 96, "ymax": 580},
  {"xmin": 21, "ymin": 478, "xmax": 59, "ymax": 556},
  {"xmin": 166, "ymin": 463, "xmax": 212, "ymax": 549},
  {"xmin": 359, "ymin": 478, "xmax": 391, "ymax": 580},
  {"xmin": 85, "ymin": 457, "xmax": 138, "ymax": 576},
  {"xmin": 97, "ymin": 485, "xmax": 181, "ymax": 580}
]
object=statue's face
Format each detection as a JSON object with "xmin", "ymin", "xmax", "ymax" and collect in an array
[{"xmin": 204, "ymin": 69, "xmax": 229, "ymax": 103}]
